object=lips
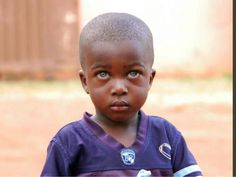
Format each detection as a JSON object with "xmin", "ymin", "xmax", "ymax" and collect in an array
[{"xmin": 110, "ymin": 100, "xmax": 129, "ymax": 111}]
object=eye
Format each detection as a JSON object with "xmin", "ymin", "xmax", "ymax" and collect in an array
[
  {"xmin": 128, "ymin": 71, "xmax": 140, "ymax": 79},
  {"xmin": 97, "ymin": 71, "xmax": 110, "ymax": 80}
]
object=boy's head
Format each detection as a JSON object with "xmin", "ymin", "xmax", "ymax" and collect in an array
[
  {"xmin": 79, "ymin": 12, "xmax": 154, "ymax": 69},
  {"xmin": 79, "ymin": 12, "xmax": 156, "ymax": 122}
]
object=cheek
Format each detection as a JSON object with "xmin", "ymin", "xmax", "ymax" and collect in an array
[
  {"xmin": 130, "ymin": 86, "xmax": 149, "ymax": 106},
  {"xmin": 88, "ymin": 86, "xmax": 109, "ymax": 106}
]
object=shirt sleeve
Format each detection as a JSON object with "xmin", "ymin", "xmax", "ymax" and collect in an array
[
  {"xmin": 172, "ymin": 133, "xmax": 203, "ymax": 177},
  {"xmin": 40, "ymin": 139, "xmax": 72, "ymax": 176}
]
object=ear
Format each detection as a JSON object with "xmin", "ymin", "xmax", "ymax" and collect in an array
[
  {"xmin": 148, "ymin": 69, "xmax": 156, "ymax": 89},
  {"xmin": 78, "ymin": 70, "xmax": 89, "ymax": 94}
]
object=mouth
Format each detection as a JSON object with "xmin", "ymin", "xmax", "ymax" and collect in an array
[{"xmin": 110, "ymin": 100, "xmax": 129, "ymax": 111}]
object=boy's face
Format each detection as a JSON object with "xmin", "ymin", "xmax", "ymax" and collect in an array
[{"xmin": 79, "ymin": 40, "xmax": 155, "ymax": 122}]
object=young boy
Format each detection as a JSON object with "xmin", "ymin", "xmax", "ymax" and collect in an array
[{"xmin": 41, "ymin": 12, "xmax": 202, "ymax": 177}]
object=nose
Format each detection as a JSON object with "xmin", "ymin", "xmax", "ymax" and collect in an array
[{"xmin": 111, "ymin": 79, "xmax": 128, "ymax": 96}]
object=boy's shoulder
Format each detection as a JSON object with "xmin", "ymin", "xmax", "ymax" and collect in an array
[
  {"xmin": 51, "ymin": 119, "xmax": 85, "ymax": 143},
  {"xmin": 146, "ymin": 113, "xmax": 181, "ymax": 140},
  {"xmin": 147, "ymin": 114, "xmax": 179, "ymax": 131}
]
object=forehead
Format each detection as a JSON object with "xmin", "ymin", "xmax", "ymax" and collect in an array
[{"xmin": 83, "ymin": 40, "xmax": 151, "ymax": 68}]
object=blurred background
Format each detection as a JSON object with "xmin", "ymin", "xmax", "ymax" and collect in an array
[{"xmin": 0, "ymin": 0, "xmax": 232, "ymax": 176}]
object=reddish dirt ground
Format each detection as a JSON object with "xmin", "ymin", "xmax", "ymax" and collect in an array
[{"xmin": 0, "ymin": 78, "xmax": 232, "ymax": 176}]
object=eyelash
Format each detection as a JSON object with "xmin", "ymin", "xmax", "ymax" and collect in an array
[
  {"xmin": 127, "ymin": 71, "xmax": 140, "ymax": 79},
  {"xmin": 96, "ymin": 71, "xmax": 110, "ymax": 80}
]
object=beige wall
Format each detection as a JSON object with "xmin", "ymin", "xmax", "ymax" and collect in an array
[
  {"xmin": 0, "ymin": 0, "xmax": 79, "ymax": 79},
  {"xmin": 80, "ymin": 0, "xmax": 232, "ymax": 77}
]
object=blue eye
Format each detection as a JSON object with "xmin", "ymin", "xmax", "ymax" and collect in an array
[
  {"xmin": 128, "ymin": 71, "xmax": 140, "ymax": 79},
  {"xmin": 97, "ymin": 71, "xmax": 109, "ymax": 79}
]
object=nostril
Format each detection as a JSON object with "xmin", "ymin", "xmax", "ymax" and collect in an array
[{"xmin": 111, "ymin": 87, "xmax": 128, "ymax": 95}]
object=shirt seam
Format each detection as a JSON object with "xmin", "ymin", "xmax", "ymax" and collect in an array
[{"xmin": 51, "ymin": 138, "xmax": 73, "ymax": 164}]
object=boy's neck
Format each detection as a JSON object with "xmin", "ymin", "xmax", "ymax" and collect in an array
[{"xmin": 91, "ymin": 112, "xmax": 140, "ymax": 147}]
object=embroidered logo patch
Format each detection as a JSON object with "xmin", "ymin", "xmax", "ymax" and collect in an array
[
  {"xmin": 159, "ymin": 143, "xmax": 171, "ymax": 160},
  {"xmin": 136, "ymin": 169, "xmax": 152, "ymax": 177},
  {"xmin": 120, "ymin": 148, "xmax": 135, "ymax": 165}
]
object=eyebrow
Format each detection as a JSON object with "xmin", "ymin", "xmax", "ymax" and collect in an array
[{"xmin": 124, "ymin": 62, "xmax": 146, "ymax": 69}]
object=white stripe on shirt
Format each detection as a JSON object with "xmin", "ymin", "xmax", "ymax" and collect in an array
[{"xmin": 174, "ymin": 165, "xmax": 202, "ymax": 177}]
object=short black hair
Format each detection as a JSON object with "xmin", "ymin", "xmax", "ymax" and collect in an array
[{"xmin": 79, "ymin": 12, "xmax": 154, "ymax": 68}]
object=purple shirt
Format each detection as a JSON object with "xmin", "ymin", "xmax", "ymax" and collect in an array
[{"xmin": 41, "ymin": 111, "xmax": 202, "ymax": 176}]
